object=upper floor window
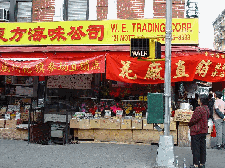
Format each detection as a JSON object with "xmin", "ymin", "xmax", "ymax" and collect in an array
[
  {"xmin": 67, "ymin": 0, "xmax": 88, "ymax": 21},
  {"xmin": 0, "ymin": 0, "xmax": 32, "ymax": 22}
]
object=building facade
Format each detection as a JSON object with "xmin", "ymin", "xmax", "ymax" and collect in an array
[
  {"xmin": 0, "ymin": 0, "xmax": 186, "ymax": 23},
  {"xmin": 213, "ymin": 9, "xmax": 225, "ymax": 51}
]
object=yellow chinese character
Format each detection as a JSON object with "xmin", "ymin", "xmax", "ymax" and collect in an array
[
  {"xmin": 69, "ymin": 62, "xmax": 78, "ymax": 71},
  {"xmin": 144, "ymin": 62, "xmax": 164, "ymax": 80},
  {"xmin": 210, "ymin": 54, "xmax": 214, "ymax": 57},
  {"xmin": 119, "ymin": 60, "xmax": 137, "ymax": 80},
  {"xmin": 58, "ymin": 62, "xmax": 69, "ymax": 71},
  {"xmin": 216, "ymin": 53, "xmax": 220, "ymax": 58},
  {"xmin": 23, "ymin": 64, "xmax": 32, "ymax": 74},
  {"xmin": 173, "ymin": 60, "xmax": 189, "ymax": 78},
  {"xmin": 11, "ymin": 64, "xmax": 21, "ymax": 73},
  {"xmin": 35, "ymin": 63, "xmax": 45, "ymax": 73},
  {"xmin": 205, "ymin": 52, "xmax": 208, "ymax": 56},
  {"xmin": 1, "ymin": 62, "xmax": 10, "ymax": 72},
  {"xmin": 47, "ymin": 62, "xmax": 57, "ymax": 73},
  {"xmin": 211, "ymin": 63, "xmax": 222, "ymax": 77},
  {"xmin": 91, "ymin": 60, "xmax": 100, "ymax": 70},
  {"xmin": 195, "ymin": 60, "xmax": 212, "ymax": 77},
  {"xmin": 80, "ymin": 60, "xmax": 90, "ymax": 71},
  {"xmin": 221, "ymin": 54, "xmax": 225, "ymax": 59}
]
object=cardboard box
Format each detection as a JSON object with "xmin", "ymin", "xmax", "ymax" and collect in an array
[
  {"xmin": 0, "ymin": 119, "xmax": 5, "ymax": 128},
  {"xmin": 94, "ymin": 129, "xmax": 132, "ymax": 142},
  {"xmin": 170, "ymin": 118, "xmax": 177, "ymax": 131},
  {"xmin": 108, "ymin": 119, "xmax": 121, "ymax": 129},
  {"xmin": 78, "ymin": 129, "xmax": 94, "ymax": 139},
  {"xmin": 174, "ymin": 109, "xmax": 193, "ymax": 122},
  {"xmin": 90, "ymin": 119, "xmax": 101, "ymax": 129},
  {"xmin": 5, "ymin": 120, "xmax": 17, "ymax": 128},
  {"xmin": 132, "ymin": 119, "xmax": 142, "ymax": 129},
  {"xmin": 121, "ymin": 119, "xmax": 132, "ymax": 129},
  {"xmin": 143, "ymin": 119, "xmax": 153, "ymax": 130},
  {"xmin": 70, "ymin": 119, "xmax": 79, "ymax": 128},
  {"xmin": 78, "ymin": 119, "xmax": 90, "ymax": 129},
  {"xmin": 100, "ymin": 118, "xmax": 111, "ymax": 129}
]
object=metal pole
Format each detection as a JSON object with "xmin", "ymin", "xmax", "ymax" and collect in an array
[
  {"xmin": 164, "ymin": 0, "xmax": 172, "ymax": 136},
  {"xmin": 156, "ymin": 0, "xmax": 174, "ymax": 167}
]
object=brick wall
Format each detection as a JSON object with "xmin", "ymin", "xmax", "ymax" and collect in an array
[
  {"xmin": 117, "ymin": 0, "xmax": 144, "ymax": 19},
  {"xmin": 32, "ymin": 0, "xmax": 55, "ymax": 22},
  {"xmin": 153, "ymin": 0, "xmax": 185, "ymax": 18},
  {"xmin": 97, "ymin": 0, "xmax": 108, "ymax": 20}
]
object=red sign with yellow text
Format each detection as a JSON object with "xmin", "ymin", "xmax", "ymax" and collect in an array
[
  {"xmin": 0, "ymin": 52, "xmax": 105, "ymax": 76},
  {"xmin": 106, "ymin": 51, "xmax": 225, "ymax": 84},
  {"xmin": 0, "ymin": 19, "xmax": 198, "ymax": 46}
]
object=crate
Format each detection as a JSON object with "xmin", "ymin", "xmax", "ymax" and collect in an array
[{"xmin": 178, "ymin": 124, "xmax": 191, "ymax": 147}]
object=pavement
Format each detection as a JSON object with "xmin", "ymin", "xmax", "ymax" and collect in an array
[{"xmin": 0, "ymin": 137, "xmax": 224, "ymax": 168}]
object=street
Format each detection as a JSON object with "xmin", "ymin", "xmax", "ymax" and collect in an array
[{"xmin": 0, "ymin": 138, "xmax": 224, "ymax": 168}]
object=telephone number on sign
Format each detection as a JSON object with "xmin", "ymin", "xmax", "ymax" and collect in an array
[{"xmin": 172, "ymin": 34, "xmax": 191, "ymax": 41}]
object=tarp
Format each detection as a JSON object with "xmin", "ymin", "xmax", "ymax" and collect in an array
[
  {"xmin": 106, "ymin": 51, "xmax": 225, "ymax": 84},
  {"xmin": 0, "ymin": 52, "xmax": 106, "ymax": 76}
]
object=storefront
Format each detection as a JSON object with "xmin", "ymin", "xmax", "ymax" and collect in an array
[{"xmin": 0, "ymin": 17, "xmax": 219, "ymax": 145}]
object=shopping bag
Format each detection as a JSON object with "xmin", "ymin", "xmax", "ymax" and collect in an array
[{"xmin": 211, "ymin": 123, "xmax": 216, "ymax": 137}]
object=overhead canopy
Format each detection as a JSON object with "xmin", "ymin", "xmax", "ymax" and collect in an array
[
  {"xmin": 106, "ymin": 51, "xmax": 225, "ymax": 84},
  {"xmin": 0, "ymin": 52, "xmax": 106, "ymax": 76}
]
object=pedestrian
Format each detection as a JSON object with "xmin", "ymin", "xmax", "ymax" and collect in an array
[
  {"xmin": 208, "ymin": 93, "xmax": 215, "ymax": 121},
  {"xmin": 213, "ymin": 91, "xmax": 225, "ymax": 150},
  {"xmin": 190, "ymin": 93, "xmax": 200, "ymax": 111},
  {"xmin": 188, "ymin": 94, "xmax": 209, "ymax": 168}
]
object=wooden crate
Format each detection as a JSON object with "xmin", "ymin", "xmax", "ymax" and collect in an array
[
  {"xmin": 94, "ymin": 129, "xmax": 132, "ymax": 142},
  {"xmin": 178, "ymin": 124, "xmax": 191, "ymax": 147},
  {"xmin": 78, "ymin": 129, "xmax": 94, "ymax": 139}
]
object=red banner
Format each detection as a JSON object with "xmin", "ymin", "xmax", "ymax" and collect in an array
[
  {"xmin": 0, "ymin": 52, "xmax": 105, "ymax": 76},
  {"xmin": 106, "ymin": 52, "xmax": 225, "ymax": 84}
]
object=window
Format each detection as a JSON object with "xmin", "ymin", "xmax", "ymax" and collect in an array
[
  {"xmin": 67, "ymin": 0, "xmax": 88, "ymax": 21},
  {"xmin": 16, "ymin": 2, "xmax": 32, "ymax": 22}
]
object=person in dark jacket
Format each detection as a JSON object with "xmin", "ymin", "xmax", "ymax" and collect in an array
[
  {"xmin": 208, "ymin": 93, "xmax": 215, "ymax": 121},
  {"xmin": 188, "ymin": 94, "xmax": 209, "ymax": 168},
  {"xmin": 190, "ymin": 93, "xmax": 200, "ymax": 111}
]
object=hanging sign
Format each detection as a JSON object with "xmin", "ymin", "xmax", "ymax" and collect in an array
[
  {"xmin": 0, "ymin": 18, "xmax": 199, "ymax": 45},
  {"xmin": 0, "ymin": 52, "xmax": 105, "ymax": 76},
  {"xmin": 106, "ymin": 51, "xmax": 225, "ymax": 84}
]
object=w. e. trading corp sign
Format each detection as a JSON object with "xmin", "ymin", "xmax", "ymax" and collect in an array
[{"xmin": 130, "ymin": 38, "xmax": 149, "ymax": 58}]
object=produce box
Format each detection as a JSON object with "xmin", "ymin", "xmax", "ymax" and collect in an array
[
  {"xmin": 121, "ymin": 119, "xmax": 132, "ymax": 129},
  {"xmin": 78, "ymin": 119, "xmax": 90, "ymax": 129},
  {"xmin": 70, "ymin": 119, "xmax": 79, "ymax": 128},
  {"xmin": 5, "ymin": 119, "xmax": 22, "ymax": 129},
  {"xmin": 108, "ymin": 118, "xmax": 121, "ymax": 129},
  {"xmin": 132, "ymin": 118, "xmax": 142, "ymax": 129},
  {"xmin": 143, "ymin": 119, "xmax": 153, "ymax": 130},
  {"xmin": 90, "ymin": 119, "xmax": 101, "ymax": 129},
  {"xmin": 0, "ymin": 119, "xmax": 5, "ymax": 128},
  {"xmin": 100, "ymin": 118, "xmax": 111, "ymax": 129}
]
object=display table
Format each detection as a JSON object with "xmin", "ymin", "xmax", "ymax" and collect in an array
[{"xmin": 70, "ymin": 118, "xmax": 178, "ymax": 145}]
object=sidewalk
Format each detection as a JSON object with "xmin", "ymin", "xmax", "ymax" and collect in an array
[{"xmin": 0, "ymin": 138, "xmax": 224, "ymax": 168}]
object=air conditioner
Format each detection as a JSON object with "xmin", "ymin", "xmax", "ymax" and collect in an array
[{"xmin": 0, "ymin": 8, "xmax": 9, "ymax": 21}]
